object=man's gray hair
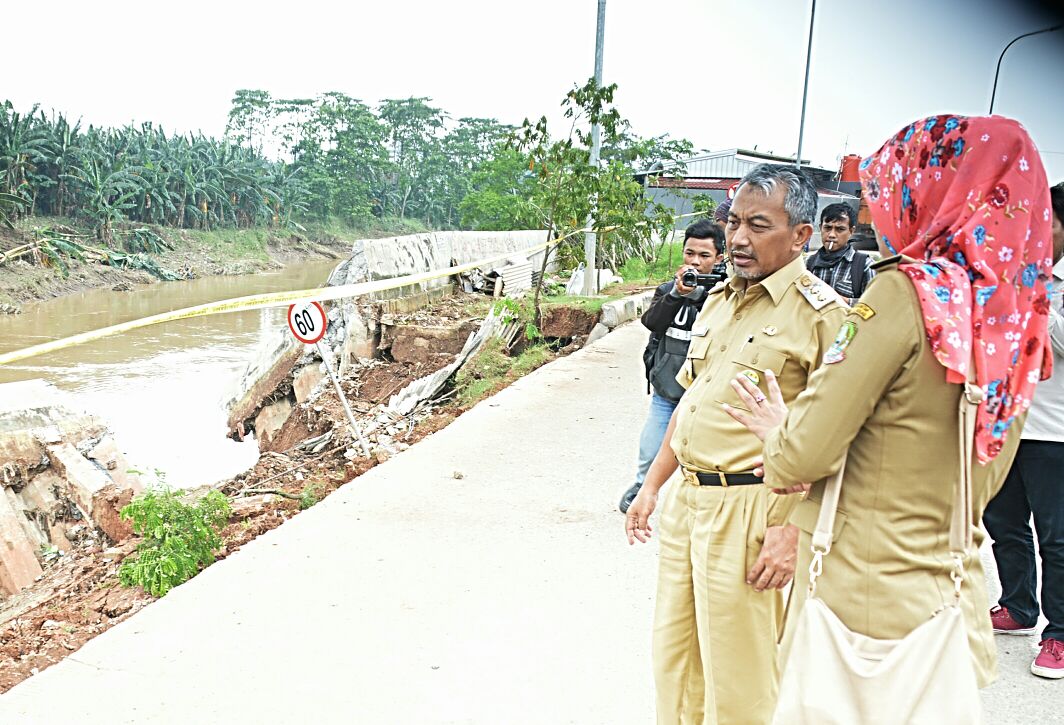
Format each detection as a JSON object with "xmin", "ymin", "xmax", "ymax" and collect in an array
[{"xmin": 737, "ymin": 164, "xmax": 818, "ymax": 227}]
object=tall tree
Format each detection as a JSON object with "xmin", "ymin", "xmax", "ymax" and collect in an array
[{"xmin": 378, "ymin": 97, "xmax": 445, "ymax": 220}]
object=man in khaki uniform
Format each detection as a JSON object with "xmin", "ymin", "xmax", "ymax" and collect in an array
[{"xmin": 626, "ymin": 164, "xmax": 848, "ymax": 724}]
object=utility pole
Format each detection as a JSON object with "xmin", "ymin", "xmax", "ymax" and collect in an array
[
  {"xmin": 989, "ymin": 24, "xmax": 1062, "ymax": 114},
  {"xmin": 582, "ymin": 0, "xmax": 606, "ymax": 296},
  {"xmin": 795, "ymin": 0, "xmax": 816, "ymax": 170}
]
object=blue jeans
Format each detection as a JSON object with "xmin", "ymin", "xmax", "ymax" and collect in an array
[{"xmin": 634, "ymin": 393, "xmax": 678, "ymax": 489}]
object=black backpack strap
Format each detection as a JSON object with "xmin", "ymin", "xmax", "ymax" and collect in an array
[{"xmin": 849, "ymin": 251, "xmax": 868, "ymax": 298}]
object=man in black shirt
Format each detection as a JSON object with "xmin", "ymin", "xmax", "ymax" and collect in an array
[
  {"xmin": 619, "ymin": 219, "xmax": 726, "ymax": 513},
  {"xmin": 805, "ymin": 202, "xmax": 874, "ymax": 303}
]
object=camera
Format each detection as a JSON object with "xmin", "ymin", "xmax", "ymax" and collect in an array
[{"xmin": 681, "ymin": 270, "xmax": 724, "ymax": 289}]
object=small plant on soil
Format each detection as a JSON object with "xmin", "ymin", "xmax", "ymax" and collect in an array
[
  {"xmin": 299, "ymin": 482, "xmax": 325, "ymax": 510},
  {"xmin": 118, "ymin": 486, "xmax": 232, "ymax": 597},
  {"xmin": 493, "ymin": 298, "xmax": 541, "ymax": 341}
]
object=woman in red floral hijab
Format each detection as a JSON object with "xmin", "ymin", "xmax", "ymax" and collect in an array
[
  {"xmin": 859, "ymin": 114, "xmax": 1054, "ymax": 462},
  {"xmin": 723, "ymin": 114, "xmax": 1055, "ymax": 693}
]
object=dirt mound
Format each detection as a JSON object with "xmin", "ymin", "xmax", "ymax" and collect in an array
[{"xmin": 540, "ymin": 306, "xmax": 598, "ymax": 338}]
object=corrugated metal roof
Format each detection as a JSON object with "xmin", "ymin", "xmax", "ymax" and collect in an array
[
  {"xmin": 496, "ymin": 258, "xmax": 533, "ymax": 296},
  {"xmin": 649, "ymin": 177, "xmax": 740, "ymax": 190},
  {"xmin": 638, "ymin": 148, "xmax": 829, "ymax": 179},
  {"xmin": 649, "ymin": 176, "xmax": 856, "ymax": 199}
]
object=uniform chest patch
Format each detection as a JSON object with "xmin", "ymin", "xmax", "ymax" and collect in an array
[
  {"xmin": 824, "ymin": 321, "xmax": 858, "ymax": 365},
  {"xmin": 741, "ymin": 369, "xmax": 760, "ymax": 385}
]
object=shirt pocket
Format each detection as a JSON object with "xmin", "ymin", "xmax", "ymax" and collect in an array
[
  {"xmin": 678, "ymin": 327, "xmax": 711, "ymax": 388},
  {"xmin": 714, "ymin": 344, "xmax": 789, "ymax": 410}
]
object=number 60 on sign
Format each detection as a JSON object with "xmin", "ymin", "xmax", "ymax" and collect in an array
[{"xmin": 287, "ymin": 301, "xmax": 327, "ymax": 344}]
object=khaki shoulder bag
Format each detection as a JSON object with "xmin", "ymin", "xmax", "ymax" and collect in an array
[{"xmin": 772, "ymin": 377, "xmax": 985, "ymax": 725}]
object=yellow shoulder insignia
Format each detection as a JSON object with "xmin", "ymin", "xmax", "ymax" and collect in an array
[
  {"xmin": 794, "ymin": 273, "xmax": 843, "ymax": 311},
  {"xmin": 850, "ymin": 302, "xmax": 876, "ymax": 320}
]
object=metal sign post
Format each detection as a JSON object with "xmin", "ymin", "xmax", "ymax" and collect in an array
[
  {"xmin": 582, "ymin": 0, "xmax": 607, "ymax": 296},
  {"xmin": 287, "ymin": 302, "xmax": 372, "ymax": 457}
]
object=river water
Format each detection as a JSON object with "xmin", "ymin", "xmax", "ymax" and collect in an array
[{"xmin": 0, "ymin": 259, "xmax": 340, "ymax": 488}]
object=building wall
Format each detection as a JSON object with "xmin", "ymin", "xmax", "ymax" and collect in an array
[{"xmin": 645, "ymin": 188, "xmax": 727, "ymax": 229}]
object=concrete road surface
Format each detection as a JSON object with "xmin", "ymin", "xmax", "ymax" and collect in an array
[{"xmin": 0, "ymin": 322, "xmax": 1058, "ymax": 723}]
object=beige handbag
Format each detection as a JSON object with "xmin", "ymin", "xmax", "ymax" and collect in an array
[{"xmin": 772, "ymin": 378, "xmax": 985, "ymax": 725}]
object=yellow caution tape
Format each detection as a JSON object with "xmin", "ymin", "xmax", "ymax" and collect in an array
[
  {"xmin": 0, "ymin": 237, "xmax": 561, "ymax": 367},
  {"xmin": 0, "ymin": 210, "xmax": 712, "ymax": 367}
]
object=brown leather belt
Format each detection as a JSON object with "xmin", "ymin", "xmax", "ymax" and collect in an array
[{"xmin": 685, "ymin": 469, "xmax": 763, "ymax": 487}]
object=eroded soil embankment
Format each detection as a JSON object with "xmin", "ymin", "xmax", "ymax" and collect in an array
[
  {"xmin": 0, "ymin": 219, "xmax": 396, "ymax": 308},
  {"xmin": 0, "ymin": 291, "xmax": 609, "ymax": 693}
]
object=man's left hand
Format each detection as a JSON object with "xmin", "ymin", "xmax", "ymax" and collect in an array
[{"xmin": 747, "ymin": 524, "xmax": 798, "ymax": 592}]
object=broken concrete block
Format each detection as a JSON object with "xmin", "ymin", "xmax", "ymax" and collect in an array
[
  {"xmin": 87, "ymin": 436, "xmax": 142, "ymax": 491},
  {"xmin": 292, "ymin": 365, "xmax": 325, "ymax": 404},
  {"xmin": 48, "ymin": 523, "xmax": 73, "ymax": 552},
  {"xmin": 0, "ymin": 485, "xmax": 44, "ymax": 595},
  {"xmin": 45, "ymin": 442, "xmax": 135, "ymax": 543},
  {"xmin": 586, "ymin": 323, "xmax": 610, "ymax": 345},
  {"xmin": 225, "ymin": 337, "xmax": 301, "ymax": 434},
  {"xmin": 599, "ymin": 291, "xmax": 655, "ymax": 329},
  {"xmin": 253, "ymin": 398, "xmax": 294, "ymax": 450}
]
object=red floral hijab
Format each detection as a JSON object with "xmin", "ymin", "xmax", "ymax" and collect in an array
[{"xmin": 859, "ymin": 115, "xmax": 1053, "ymax": 462}]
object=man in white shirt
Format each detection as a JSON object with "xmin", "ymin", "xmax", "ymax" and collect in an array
[{"xmin": 984, "ymin": 182, "xmax": 1064, "ymax": 680}]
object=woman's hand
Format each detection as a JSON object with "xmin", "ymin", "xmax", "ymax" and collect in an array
[{"xmin": 722, "ymin": 369, "xmax": 788, "ymax": 442}]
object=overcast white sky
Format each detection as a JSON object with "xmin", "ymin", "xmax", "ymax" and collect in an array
[{"xmin": 8, "ymin": 0, "xmax": 1064, "ymax": 179}]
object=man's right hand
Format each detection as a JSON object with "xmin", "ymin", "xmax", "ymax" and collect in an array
[
  {"xmin": 625, "ymin": 489, "xmax": 658, "ymax": 545},
  {"xmin": 674, "ymin": 264, "xmax": 696, "ymax": 296}
]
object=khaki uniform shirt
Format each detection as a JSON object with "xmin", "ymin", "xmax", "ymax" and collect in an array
[
  {"xmin": 671, "ymin": 255, "xmax": 848, "ymax": 525},
  {"xmin": 763, "ymin": 261, "xmax": 1020, "ymax": 687}
]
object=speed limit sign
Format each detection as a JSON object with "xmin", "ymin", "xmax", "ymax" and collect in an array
[{"xmin": 287, "ymin": 301, "xmax": 327, "ymax": 344}]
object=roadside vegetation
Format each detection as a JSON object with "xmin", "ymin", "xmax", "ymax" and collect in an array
[
  {"xmin": 118, "ymin": 486, "xmax": 231, "ymax": 597},
  {"xmin": 0, "ymin": 84, "xmax": 705, "ymax": 294}
]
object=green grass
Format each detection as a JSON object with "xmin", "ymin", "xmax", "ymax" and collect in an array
[
  {"xmin": 454, "ymin": 338, "xmax": 554, "ymax": 407},
  {"xmin": 617, "ymin": 242, "xmax": 683, "ymax": 283},
  {"xmin": 541, "ymin": 294, "xmax": 611, "ymax": 314},
  {"xmin": 180, "ymin": 227, "xmax": 272, "ymax": 261}
]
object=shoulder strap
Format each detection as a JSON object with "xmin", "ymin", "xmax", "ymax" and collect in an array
[
  {"xmin": 849, "ymin": 251, "xmax": 868, "ymax": 298},
  {"xmin": 808, "ymin": 357, "xmax": 980, "ymax": 599}
]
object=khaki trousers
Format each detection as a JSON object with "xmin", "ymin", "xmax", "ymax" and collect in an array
[{"xmin": 653, "ymin": 472, "xmax": 784, "ymax": 725}]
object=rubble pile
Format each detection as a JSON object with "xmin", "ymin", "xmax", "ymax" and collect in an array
[{"xmin": 0, "ymin": 380, "xmax": 143, "ymax": 597}]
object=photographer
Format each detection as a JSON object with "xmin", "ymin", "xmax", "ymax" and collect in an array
[{"xmin": 618, "ymin": 219, "xmax": 725, "ymax": 513}]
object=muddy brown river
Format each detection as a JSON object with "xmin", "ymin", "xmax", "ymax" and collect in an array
[{"xmin": 0, "ymin": 259, "xmax": 339, "ymax": 487}]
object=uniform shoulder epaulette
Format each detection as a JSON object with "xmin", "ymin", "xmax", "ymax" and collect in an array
[
  {"xmin": 707, "ymin": 280, "xmax": 728, "ymax": 295},
  {"xmin": 870, "ymin": 254, "xmax": 903, "ymax": 272},
  {"xmin": 794, "ymin": 272, "xmax": 844, "ymax": 311}
]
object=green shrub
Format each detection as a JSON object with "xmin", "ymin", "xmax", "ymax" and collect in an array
[
  {"xmin": 617, "ymin": 241, "xmax": 683, "ymax": 283},
  {"xmin": 118, "ymin": 488, "xmax": 232, "ymax": 597}
]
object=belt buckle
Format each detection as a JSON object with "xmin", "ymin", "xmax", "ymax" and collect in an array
[
  {"xmin": 683, "ymin": 468, "xmax": 698, "ymax": 485},
  {"xmin": 717, "ymin": 471, "xmax": 728, "ymax": 487}
]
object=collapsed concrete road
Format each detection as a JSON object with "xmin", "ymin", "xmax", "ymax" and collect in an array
[
  {"xmin": 0, "ymin": 381, "xmax": 142, "ymax": 595},
  {"xmin": 0, "ymin": 324, "xmax": 1053, "ymax": 723},
  {"xmin": 0, "ymin": 323, "xmax": 656, "ymax": 723}
]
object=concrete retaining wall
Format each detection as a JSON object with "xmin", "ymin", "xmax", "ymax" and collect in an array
[
  {"xmin": 226, "ymin": 230, "xmax": 551, "ymax": 444},
  {"xmin": 327, "ymin": 230, "xmax": 551, "ymax": 298}
]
